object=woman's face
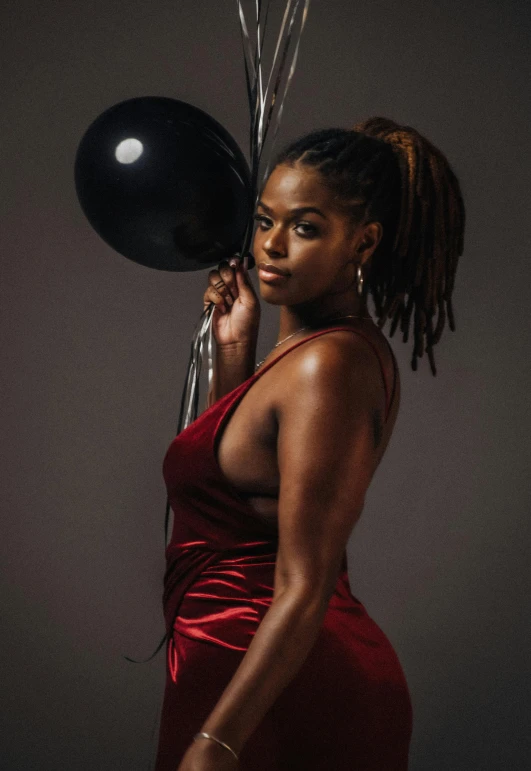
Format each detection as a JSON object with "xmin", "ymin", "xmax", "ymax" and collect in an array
[{"xmin": 252, "ymin": 162, "xmax": 378, "ymax": 307}]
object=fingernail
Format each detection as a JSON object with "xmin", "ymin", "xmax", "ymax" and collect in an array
[{"xmin": 229, "ymin": 258, "xmax": 238, "ymax": 268}]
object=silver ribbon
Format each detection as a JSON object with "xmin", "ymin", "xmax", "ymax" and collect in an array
[{"xmin": 166, "ymin": 0, "xmax": 311, "ymax": 547}]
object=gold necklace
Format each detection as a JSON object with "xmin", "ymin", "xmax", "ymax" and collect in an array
[{"xmin": 255, "ymin": 313, "xmax": 374, "ymax": 370}]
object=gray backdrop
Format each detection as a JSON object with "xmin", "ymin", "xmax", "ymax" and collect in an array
[{"xmin": 1, "ymin": 1, "xmax": 529, "ymax": 769}]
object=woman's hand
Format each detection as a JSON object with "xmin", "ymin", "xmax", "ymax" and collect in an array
[
  {"xmin": 203, "ymin": 254, "xmax": 260, "ymax": 347},
  {"xmin": 176, "ymin": 736, "xmax": 239, "ymax": 771}
]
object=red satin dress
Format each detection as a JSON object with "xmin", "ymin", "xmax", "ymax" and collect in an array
[{"xmin": 155, "ymin": 326, "xmax": 413, "ymax": 771}]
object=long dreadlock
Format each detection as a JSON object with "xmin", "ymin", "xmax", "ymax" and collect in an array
[{"xmin": 272, "ymin": 118, "xmax": 465, "ymax": 375}]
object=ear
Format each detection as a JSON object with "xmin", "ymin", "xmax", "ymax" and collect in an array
[{"xmin": 356, "ymin": 221, "xmax": 382, "ymax": 265}]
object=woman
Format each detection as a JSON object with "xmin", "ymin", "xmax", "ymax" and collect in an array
[{"xmin": 155, "ymin": 117, "xmax": 465, "ymax": 771}]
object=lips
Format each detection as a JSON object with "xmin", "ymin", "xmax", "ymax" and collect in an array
[{"xmin": 257, "ymin": 262, "xmax": 290, "ymax": 277}]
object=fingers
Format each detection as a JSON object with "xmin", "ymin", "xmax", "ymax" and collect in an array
[
  {"xmin": 203, "ymin": 256, "xmax": 239, "ymax": 313},
  {"xmin": 218, "ymin": 259, "xmax": 238, "ymax": 299},
  {"xmin": 204, "ymin": 281, "xmax": 229, "ymax": 313},
  {"xmin": 203, "ymin": 253, "xmax": 257, "ymax": 313}
]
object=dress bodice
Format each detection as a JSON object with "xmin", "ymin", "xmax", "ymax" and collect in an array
[{"xmin": 161, "ymin": 325, "xmax": 397, "ymax": 666}]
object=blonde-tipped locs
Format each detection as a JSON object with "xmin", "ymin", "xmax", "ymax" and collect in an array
[{"xmin": 274, "ymin": 118, "xmax": 466, "ymax": 375}]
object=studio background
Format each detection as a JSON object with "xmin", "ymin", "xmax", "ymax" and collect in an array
[{"xmin": 1, "ymin": 1, "xmax": 529, "ymax": 769}]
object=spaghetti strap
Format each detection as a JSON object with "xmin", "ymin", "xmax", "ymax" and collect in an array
[
  {"xmin": 329, "ymin": 327, "xmax": 397, "ymax": 422},
  {"xmin": 345, "ymin": 329, "xmax": 398, "ymax": 423},
  {"xmin": 243, "ymin": 325, "xmax": 397, "ymax": 422}
]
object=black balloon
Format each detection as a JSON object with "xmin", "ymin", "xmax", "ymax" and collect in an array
[{"xmin": 74, "ymin": 97, "xmax": 252, "ymax": 271}]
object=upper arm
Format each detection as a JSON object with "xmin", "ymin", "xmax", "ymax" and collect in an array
[{"xmin": 273, "ymin": 335, "xmax": 383, "ymax": 605}]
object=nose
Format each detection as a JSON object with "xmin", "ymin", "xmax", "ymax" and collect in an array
[{"xmin": 263, "ymin": 226, "xmax": 287, "ymax": 258}]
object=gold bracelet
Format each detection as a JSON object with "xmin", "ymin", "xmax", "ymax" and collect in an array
[{"xmin": 193, "ymin": 731, "xmax": 239, "ymax": 761}]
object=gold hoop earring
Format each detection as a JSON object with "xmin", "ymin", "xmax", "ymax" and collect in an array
[{"xmin": 356, "ymin": 264, "xmax": 364, "ymax": 297}]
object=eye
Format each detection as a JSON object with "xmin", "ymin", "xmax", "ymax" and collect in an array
[
  {"xmin": 295, "ymin": 222, "xmax": 317, "ymax": 238},
  {"xmin": 253, "ymin": 214, "xmax": 272, "ymax": 229},
  {"xmin": 252, "ymin": 214, "xmax": 318, "ymax": 238}
]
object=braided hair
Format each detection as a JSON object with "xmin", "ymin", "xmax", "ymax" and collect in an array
[{"xmin": 272, "ymin": 117, "xmax": 465, "ymax": 375}]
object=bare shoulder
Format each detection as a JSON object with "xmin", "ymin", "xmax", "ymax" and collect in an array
[{"xmin": 276, "ymin": 328, "xmax": 386, "ymax": 415}]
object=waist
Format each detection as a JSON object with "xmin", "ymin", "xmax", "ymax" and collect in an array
[
  {"xmin": 170, "ymin": 553, "xmax": 361, "ymax": 647},
  {"xmin": 169, "ymin": 548, "xmax": 274, "ymax": 644}
]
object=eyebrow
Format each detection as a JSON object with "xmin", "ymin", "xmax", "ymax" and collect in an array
[{"xmin": 257, "ymin": 201, "xmax": 328, "ymax": 220}]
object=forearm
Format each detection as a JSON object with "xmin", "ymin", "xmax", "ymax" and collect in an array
[
  {"xmin": 206, "ymin": 340, "xmax": 258, "ymax": 407},
  {"xmin": 199, "ymin": 587, "xmax": 327, "ymax": 755}
]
